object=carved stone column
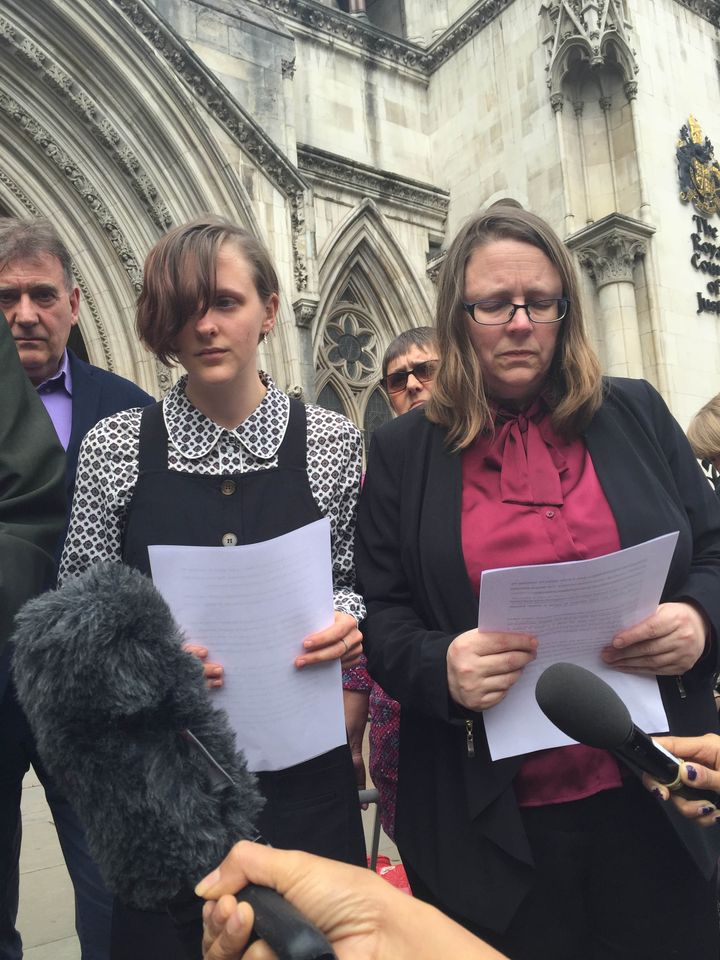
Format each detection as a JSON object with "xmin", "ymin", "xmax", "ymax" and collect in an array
[
  {"xmin": 567, "ymin": 214, "xmax": 655, "ymax": 379},
  {"xmin": 550, "ymin": 93, "xmax": 575, "ymax": 236},
  {"xmin": 293, "ymin": 294, "xmax": 320, "ymax": 401}
]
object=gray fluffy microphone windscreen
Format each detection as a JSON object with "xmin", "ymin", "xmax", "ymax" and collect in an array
[{"xmin": 10, "ymin": 562, "xmax": 264, "ymax": 910}]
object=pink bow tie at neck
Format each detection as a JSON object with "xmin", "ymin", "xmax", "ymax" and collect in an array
[{"xmin": 485, "ymin": 404, "xmax": 565, "ymax": 507}]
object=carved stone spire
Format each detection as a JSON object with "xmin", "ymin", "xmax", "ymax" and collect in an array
[{"xmin": 540, "ymin": 0, "xmax": 638, "ymax": 99}]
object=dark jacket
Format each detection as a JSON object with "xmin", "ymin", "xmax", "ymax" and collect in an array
[
  {"xmin": 356, "ymin": 377, "xmax": 720, "ymax": 932},
  {"xmin": 0, "ymin": 320, "xmax": 65, "ymax": 661},
  {"xmin": 1, "ymin": 346, "xmax": 152, "ymax": 686}
]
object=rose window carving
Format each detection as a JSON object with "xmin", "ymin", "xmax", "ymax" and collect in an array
[{"xmin": 323, "ymin": 312, "xmax": 378, "ymax": 383}]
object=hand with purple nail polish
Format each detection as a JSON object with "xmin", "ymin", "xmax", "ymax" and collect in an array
[{"xmin": 642, "ymin": 733, "xmax": 720, "ymax": 828}]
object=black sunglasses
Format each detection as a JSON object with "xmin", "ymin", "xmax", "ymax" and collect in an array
[{"xmin": 382, "ymin": 359, "xmax": 439, "ymax": 395}]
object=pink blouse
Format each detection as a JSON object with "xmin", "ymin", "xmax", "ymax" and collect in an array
[{"xmin": 461, "ymin": 401, "xmax": 624, "ymax": 806}]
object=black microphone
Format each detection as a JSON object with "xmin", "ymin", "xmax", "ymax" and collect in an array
[
  {"xmin": 11, "ymin": 562, "xmax": 336, "ymax": 960},
  {"xmin": 535, "ymin": 662, "xmax": 719, "ymax": 804}
]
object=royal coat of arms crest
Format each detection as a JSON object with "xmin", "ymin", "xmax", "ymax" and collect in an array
[{"xmin": 677, "ymin": 116, "xmax": 720, "ymax": 217}]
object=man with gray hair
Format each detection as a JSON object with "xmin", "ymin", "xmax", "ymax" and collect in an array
[{"xmin": 0, "ymin": 217, "xmax": 153, "ymax": 960}]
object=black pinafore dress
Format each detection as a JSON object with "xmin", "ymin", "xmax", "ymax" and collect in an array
[{"xmin": 111, "ymin": 399, "xmax": 365, "ymax": 959}]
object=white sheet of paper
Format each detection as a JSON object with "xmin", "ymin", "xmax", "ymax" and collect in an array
[
  {"xmin": 478, "ymin": 532, "xmax": 679, "ymax": 760},
  {"xmin": 148, "ymin": 518, "xmax": 346, "ymax": 772}
]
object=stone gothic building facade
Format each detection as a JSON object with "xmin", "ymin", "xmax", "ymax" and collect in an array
[{"xmin": 2, "ymin": 0, "xmax": 720, "ymax": 437}]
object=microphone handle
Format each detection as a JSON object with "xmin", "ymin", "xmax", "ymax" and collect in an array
[
  {"xmin": 238, "ymin": 884, "xmax": 337, "ymax": 960},
  {"xmin": 615, "ymin": 727, "xmax": 680, "ymax": 782},
  {"xmin": 614, "ymin": 727, "xmax": 720, "ymax": 805}
]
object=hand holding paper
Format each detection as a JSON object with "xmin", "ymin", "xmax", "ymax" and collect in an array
[
  {"xmin": 602, "ymin": 601, "xmax": 708, "ymax": 674},
  {"xmin": 446, "ymin": 628, "xmax": 538, "ymax": 712},
  {"xmin": 297, "ymin": 611, "xmax": 363, "ymax": 669},
  {"xmin": 149, "ymin": 518, "xmax": 347, "ymax": 772},
  {"xmin": 183, "ymin": 642, "xmax": 224, "ymax": 688},
  {"xmin": 477, "ymin": 533, "xmax": 680, "ymax": 760}
]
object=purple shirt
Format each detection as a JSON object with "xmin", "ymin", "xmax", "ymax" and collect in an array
[{"xmin": 36, "ymin": 350, "xmax": 72, "ymax": 451}]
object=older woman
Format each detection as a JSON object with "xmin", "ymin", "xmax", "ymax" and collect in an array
[{"xmin": 356, "ymin": 206, "xmax": 720, "ymax": 959}]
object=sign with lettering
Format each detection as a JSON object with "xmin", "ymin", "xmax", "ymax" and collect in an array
[
  {"xmin": 678, "ymin": 117, "xmax": 720, "ymax": 314},
  {"xmin": 692, "ymin": 215, "xmax": 720, "ymax": 314}
]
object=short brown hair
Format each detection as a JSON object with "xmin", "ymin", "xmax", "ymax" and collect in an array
[
  {"xmin": 381, "ymin": 326, "xmax": 439, "ymax": 379},
  {"xmin": 425, "ymin": 206, "xmax": 603, "ymax": 450},
  {"xmin": 136, "ymin": 216, "xmax": 279, "ymax": 365},
  {"xmin": 0, "ymin": 217, "xmax": 75, "ymax": 291},
  {"xmin": 687, "ymin": 393, "xmax": 720, "ymax": 461}
]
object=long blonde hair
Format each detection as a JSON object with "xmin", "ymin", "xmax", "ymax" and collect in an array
[{"xmin": 425, "ymin": 206, "xmax": 603, "ymax": 450}]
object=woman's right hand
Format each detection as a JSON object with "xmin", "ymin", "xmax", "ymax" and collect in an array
[
  {"xmin": 197, "ymin": 841, "xmax": 509, "ymax": 960},
  {"xmin": 183, "ymin": 642, "xmax": 224, "ymax": 689},
  {"xmin": 643, "ymin": 734, "xmax": 720, "ymax": 825},
  {"xmin": 447, "ymin": 629, "xmax": 538, "ymax": 711}
]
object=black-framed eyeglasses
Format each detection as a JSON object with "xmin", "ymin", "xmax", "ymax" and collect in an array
[
  {"xmin": 381, "ymin": 359, "xmax": 439, "ymax": 395},
  {"xmin": 462, "ymin": 298, "xmax": 570, "ymax": 326}
]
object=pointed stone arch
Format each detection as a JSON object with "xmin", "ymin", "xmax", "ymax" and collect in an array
[
  {"xmin": 313, "ymin": 199, "xmax": 431, "ymax": 440},
  {"xmin": 315, "ymin": 199, "xmax": 433, "ymax": 353},
  {"xmin": 0, "ymin": 0, "xmax": 306, "ymax": 394}
]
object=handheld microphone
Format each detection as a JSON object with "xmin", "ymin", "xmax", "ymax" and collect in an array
[
  {"xmin": 535, "ymin": 662, "xmax": 719, "ymax": 804},
  {"xmin": 11, "ymin": 562, "xmax": 336, "ymax": 960}
]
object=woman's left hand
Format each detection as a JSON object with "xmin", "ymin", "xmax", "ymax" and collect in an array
[
  {"xmin": 601, "ymin": 602, "xmax": 708, "ymax": 675},
  {"xmin": 295, "ymin": 612, "xmax": 363, "ymax": 669},
  {"xmin": 183, "ymin": 642, "xmax": 224, "ymax": 689}
]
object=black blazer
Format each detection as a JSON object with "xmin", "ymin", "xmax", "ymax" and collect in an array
[{"xmin": 356, "ymin": 377, "xmax": 720, "ymax": 933}]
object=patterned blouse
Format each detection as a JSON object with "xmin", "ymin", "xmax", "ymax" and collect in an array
[{"xmin": 59, "ymin": 372, "xmax": 366, "ymax": 626}]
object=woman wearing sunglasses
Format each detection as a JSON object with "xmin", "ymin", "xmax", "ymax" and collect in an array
[
  {"xmin": 356, "ymin": 206, "xmax": 720, "ymax": 960},
  {"xmin": 345, "ymin": 327, "xmax": 440, "ymax": 843},
  {"xmin": 380, "ymin": 327, "xmax": 439, "ymax": 416}
]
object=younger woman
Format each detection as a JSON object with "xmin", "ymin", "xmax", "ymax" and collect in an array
[{"xmin": 60, "ymin": 217, "xmax": 366, "ymax": 957}]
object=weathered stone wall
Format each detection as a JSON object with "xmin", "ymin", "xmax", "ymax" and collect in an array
[
  {"xmin": 426, "ymin": 0, "xmax": 562, "ymax": 238},
  {"xmin": 630, "ymin": 1, "xmax": 720, "ymax": 426},
  {"xmin": 5, "ymin": 0, "xmax": 720, "ymax": 425}
]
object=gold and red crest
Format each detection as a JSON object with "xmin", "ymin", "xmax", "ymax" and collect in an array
[{"xmin": 677, "ymin": 116, "xmax": 720, "ymax": 218}]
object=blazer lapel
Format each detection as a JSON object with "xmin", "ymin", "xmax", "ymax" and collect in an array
[
  {"xmin": 585, "ymin": 399, "xmax": 685, "ymax": 556},
  {"xmin": 419, "ymin": 425, "xmax": 478, "ymax": 633},
  {"xmin": 67, "ymin": 352, "xmax": 101, "ymax": 493}
]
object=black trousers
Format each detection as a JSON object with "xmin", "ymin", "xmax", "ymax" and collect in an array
[
  {"xmin": 111, "ymin": 898, "xmax": 199, "ymax": 960},
  {"xmin": 405, "ymin": 779, "xmax": 719, "ymax": 960}
]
